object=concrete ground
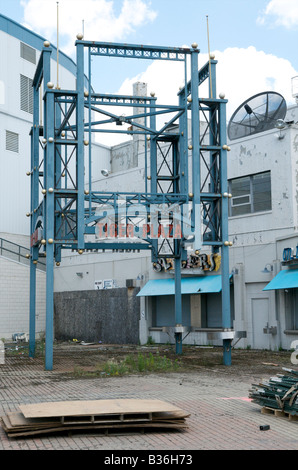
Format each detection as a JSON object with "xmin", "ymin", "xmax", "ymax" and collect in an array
[{"xmin": 0, "ymin": 347, "xmax": 298, "ymax": 452}]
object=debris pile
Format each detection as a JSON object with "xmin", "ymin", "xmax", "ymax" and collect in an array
[
  {"xmin": 249, "ymin": 367, "xmax": 298, "ymax": 417},
  {"xmin": 1, "ymin": 399, "xmax": 190, "ymax": 438}
]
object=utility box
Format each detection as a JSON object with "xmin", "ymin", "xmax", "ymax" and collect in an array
[{"xmin": 126, "ymin": 279, "xmax": 136, "ymax": 288}]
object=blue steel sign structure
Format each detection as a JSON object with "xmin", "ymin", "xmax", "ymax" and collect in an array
[{"xmin": 29, "ymin": 38, "xmax": 232, "ymax": 370}]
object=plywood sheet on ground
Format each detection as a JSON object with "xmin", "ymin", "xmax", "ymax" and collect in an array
[
  {"xmin": 1, "ymin": 399, "xmax": 190, "ymax": 438},
  {"xmin": 1, "ymin": 421, "xmax": 189, "ymax": 438},
  {"xmin": 19, "ymin": 399, "xmax": 183, "ymax": 419}
]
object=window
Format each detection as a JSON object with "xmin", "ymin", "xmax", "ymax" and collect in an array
[
  {"xmin": 229, "ymin": 171, "xmax": 271, "ymax": 216},
  {"xmin": 6, "ymin": 130, "xmax": 19, "ymax": 153},
  {"xmin": 285, "ymin": 289, "xmax": 298, "ymax": 331},
  {"xmin": 20, "ymin": 74, "xmax": 33, "ymax": 114},
  {"xmin": 20, "ymin": 42, "xmax": 36, "ymax": 64}
]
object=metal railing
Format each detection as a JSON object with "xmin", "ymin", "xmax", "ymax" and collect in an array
[{"xmin": 0, "ymin": 238, "xmax": 46, "ymax": 271}]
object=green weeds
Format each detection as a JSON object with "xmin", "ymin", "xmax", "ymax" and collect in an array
[{"xmin": 73, "ymin": 352, "xmax": 180, "ymax": 378}]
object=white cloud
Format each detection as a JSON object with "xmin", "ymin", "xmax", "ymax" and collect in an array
[
  {"xmin": 212, "ymin": 47, "xmax": 297, "ymax": 117},
  {"xmin": 117, "ymin": 46, "xmax": 297, "ymax": 120},
  {"xmin": 20, "ymin": 0, "xmax": 157, "ymax": 55},
  {"xmin": 257, "ymin": 0, "xmax": 298, "ymax": 29}
]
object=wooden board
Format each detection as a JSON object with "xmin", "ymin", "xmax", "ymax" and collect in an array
[
  {"xmin": 2, "ymin": 421, "xmax": 188, "ymax": 438},
  {"xmin": 2, "ymin": 412, "xmax": 62, "ymax": 431},
  {"xmin": 19, "ymin": 399, "xmax": 183, "ymax": 419},
  {"xmin": 1, "ymin": 399, "xmax": 190, "ymax": 438}
]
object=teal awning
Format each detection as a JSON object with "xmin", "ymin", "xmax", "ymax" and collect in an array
[
  {"xmin": 263, "ymin": 269, "xmax": 298, "ymax": 291},
  {"xmin": 137, "ymin": 275, "xmax": 229, "ymax": 297}
]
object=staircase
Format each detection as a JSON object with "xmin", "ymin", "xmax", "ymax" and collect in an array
[{"xmin": 0, "ymin": 237, "xmax": 46, "ymax": 271}]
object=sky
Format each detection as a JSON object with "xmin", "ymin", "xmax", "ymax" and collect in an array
[{"xmin": 1, "ymin": 0, "xmax": 298, "ymax": 145}]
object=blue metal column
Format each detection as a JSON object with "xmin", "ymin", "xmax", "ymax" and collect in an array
[
  {"xmin": 29, "ymin": 112, "xmax": 38, "ymax": 357},
  {"xmin": 208, "ymin": 60, "xmax": 218, "ymax": 245},
  {"xmin": 41, "ymin": 47, "xmax": 52, "ymax": 265},
  {"xmin": 76, "ymin": 41, "xmax": 85, "ymax": 250},
  {"xmin": 174, "ymin": 249, "xmax": 183, "ymax": 354},
  {"xmin": 29, "ymin": 257, "xmax": 36, "ymax": 357},
  {"xmin": 45, "ymin": 90, "xmax": 55, "ymax": 371},
  {"xmin": 178, "ymin": 63, "xmax": 189, "ymax": 195},
  {"xmin": 29, "ymin": 48, "xmax": 51, "ymax": 358},
  {"xmin": 150, "ymin": 96, "xmax": 158, "ymax": 261},
  {"xmin": 219, "ymin": 99, "xmax": 232, "ymax": 366},
  {"xmin": 190, "ymin": 47, "xmax": 201, "ymax": 253},
  {"xmin": 88, "ymin": 48, "xmax": 92, "ymax": 216}
]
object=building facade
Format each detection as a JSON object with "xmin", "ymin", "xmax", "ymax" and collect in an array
[
  {"xmin": 1, "ymin": 13, "xmax": 298, "ymax": 351},
  {"xmin": 229, "ymin": 102, "xmax": 298, "ymax": 350},
  {"xmin": 54, "ymin": 91, "xmax": 298, "ymax": 351}
]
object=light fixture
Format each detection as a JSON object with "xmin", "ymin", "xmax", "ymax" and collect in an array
[
  {"xmin": 274, "ymin": 119, "xmax": 286, "ymax": 130},
  {"xmin": 101, "ymin": 169, "xmax": 109, "ymax": 177},
  {"xmin": 262, "ymin": 264, "xmax": 273, "ymax": 273},
  {"xmin": 274, "ymin": 119, "xmax": 286, "ymax": 139},
  {"xmin": 76, "ymin": 272, "xmax": 83, "ymax": 278}
]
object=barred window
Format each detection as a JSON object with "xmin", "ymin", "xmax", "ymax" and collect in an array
[
  {"xmin": 6, "ymin": 130, "xmax": 19, "ymax": 153},
  {"xmin": 20, "ymin": 74, "xmax": 33, "ymax": 114}
]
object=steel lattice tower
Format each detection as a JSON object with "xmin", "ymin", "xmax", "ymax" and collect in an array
[{"xmin": 29, "ymin": 38, "xmax": 232, "ymax": 370}]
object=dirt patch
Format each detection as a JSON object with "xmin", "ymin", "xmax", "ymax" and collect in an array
[{"xmin": 4, "ymin": 341, "xmax": 295, "ymax": 380}]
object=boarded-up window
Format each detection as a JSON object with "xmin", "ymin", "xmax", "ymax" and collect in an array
[
  {"xmin": 20, "ymin": 42, "xmax": 36, "ymax": 64},
  {"xmin": 20, "ymin": 74, "xmax": 33, "ymax": 114},
  {"xmin": 6, "ymin": 130, "xmax": 19, "ymax": 153}
]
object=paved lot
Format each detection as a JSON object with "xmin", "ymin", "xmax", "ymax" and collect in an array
[{"xmin": 0, "ymin": 348, "xmax": 298, "ymax": 452}]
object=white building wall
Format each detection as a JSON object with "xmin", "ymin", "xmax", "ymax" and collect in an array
[
  {"xmin": 228, "ymin": 128, "xmax": 295, "ymax": 246},
  {"xmin": 0, "ymin": 27, "xmax": 77, "ymax": 236},
  {"xmin": 0, "ymin": 256, "xmax": 46, "ymax": 339},
  {"xmin": 227, "ymin": 104, "xmax": 298, "ymax": 350}
]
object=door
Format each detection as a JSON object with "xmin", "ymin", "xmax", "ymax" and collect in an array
[{"xmin": 250, "ymin": 297, "xmax": 270, "ymax": 349}]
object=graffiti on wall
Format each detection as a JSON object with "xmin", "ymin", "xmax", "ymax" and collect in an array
[{"xmin": 153, "ymin": 252, "xmax": 221, "ymax": 273}]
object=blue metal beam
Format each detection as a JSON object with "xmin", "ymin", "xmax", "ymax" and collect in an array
[
  {"xmin": 77, "ymin": 40, "xmax": 192, "ymax": 61},
  {"xmin": 178, "ymin": 59, "xmax": 218, "ymax": 98}
]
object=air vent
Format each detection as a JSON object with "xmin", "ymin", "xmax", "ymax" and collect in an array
[
  {"xmin": 6, "ymin": 130, "xmax": 19, "ymax": 153},
  {"xmin": 20, "ymin": 42, "xmax": 36, "ymax": 64},
  {"xmin": 20, "ymin": 74, "xmax": 33, "ymax": 114},
  {"xmin": 126, "ymin": 279, "xmax": 136, "ymax": 288}
]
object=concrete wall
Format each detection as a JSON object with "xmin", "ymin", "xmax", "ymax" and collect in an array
[{"xmin": 54, "ymin": 287, "xmax": 140, "ymax": 344}]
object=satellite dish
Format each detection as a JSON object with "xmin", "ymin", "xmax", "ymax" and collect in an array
[{"xmin": 228, "ymin": 91, "xmax": 287, "ymax": 141}]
